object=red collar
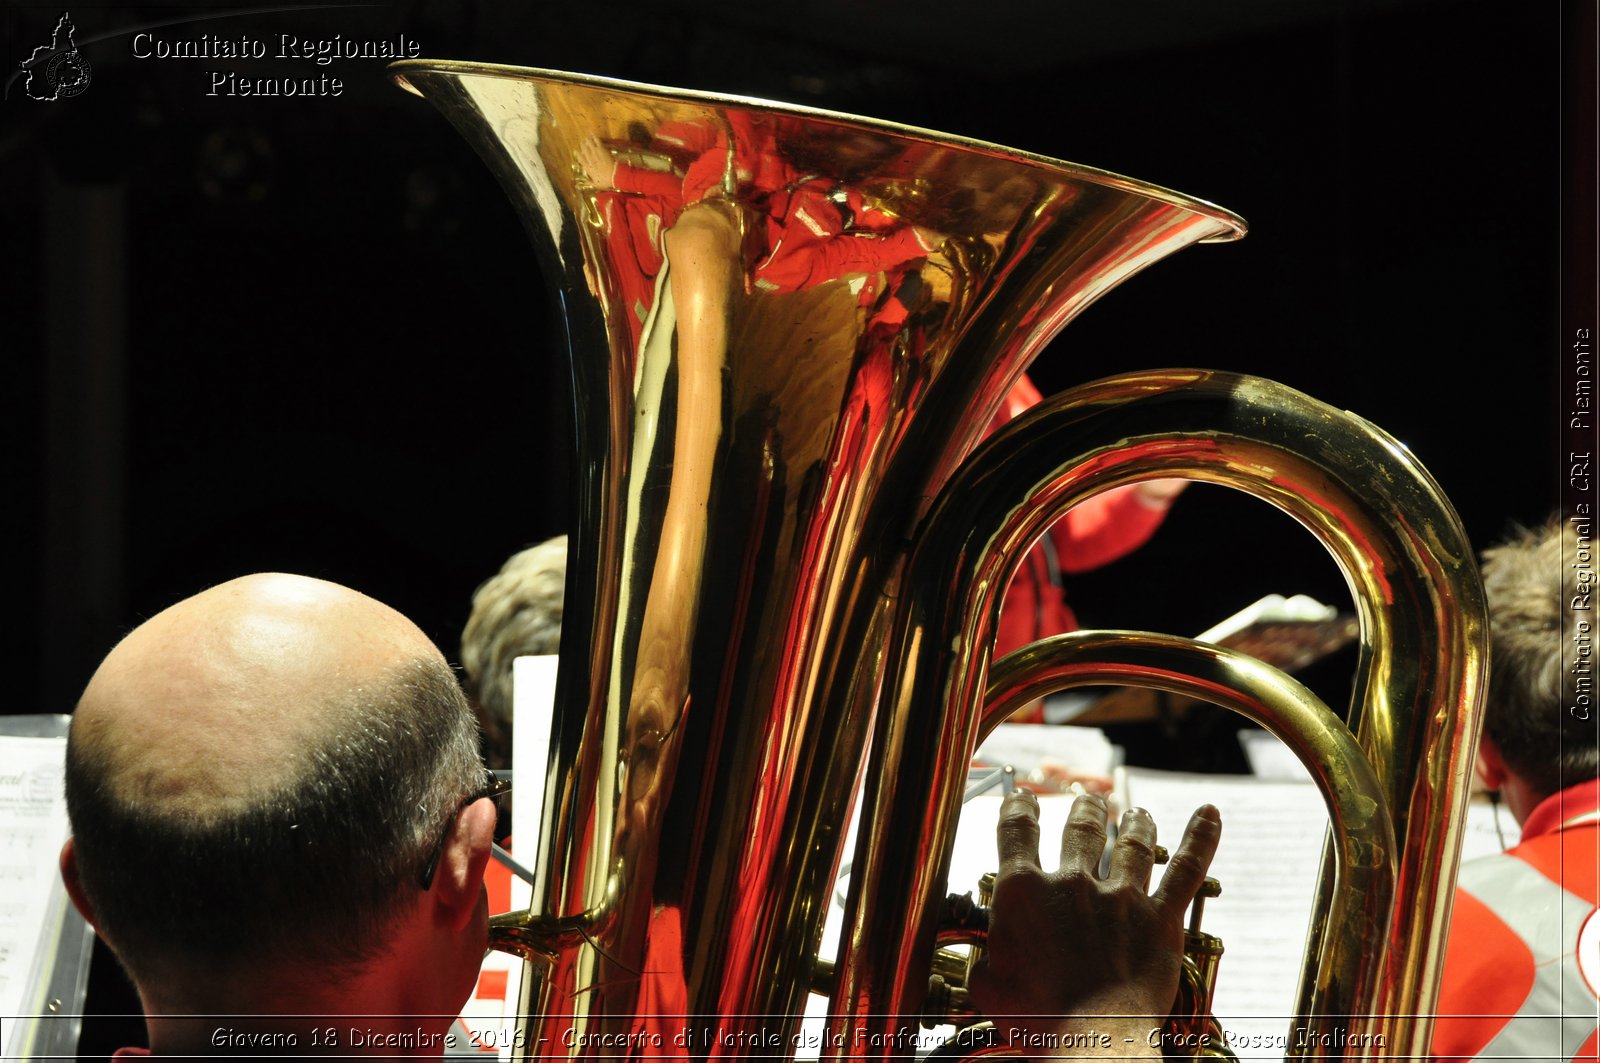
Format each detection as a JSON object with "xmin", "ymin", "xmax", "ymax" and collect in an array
[{"xmin": 1519, "ymin": 777, "xmax": 1600, "ymax": 841}]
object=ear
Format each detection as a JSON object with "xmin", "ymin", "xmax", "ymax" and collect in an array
[
  {"xmin": 59, "ymin": 838, "xmax": 97, "ymax": 926},
  {"xmin": 1475, "ymin": 734, "xmax": 1509, "ymax": 793},
  {"xmin": 430, "ymin": 799, "xmax": 495, "ymax": 931}
]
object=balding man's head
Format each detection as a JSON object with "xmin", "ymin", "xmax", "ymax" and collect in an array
[{"xmin": 64, "ymin": 574, "xmax": 484, "ymax": 987}]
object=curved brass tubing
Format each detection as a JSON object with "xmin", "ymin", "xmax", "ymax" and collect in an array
[
  {"xmin": 489, "ymin": 910, "xmax": 602, "ymax": 964},
  {"xmin": 830, "ymin": 369, "xmax": 1487, "ymax": 1061},
  {"xmin": 983, "ymin": 630, "xmax": 1396, "ymax": 1048},
  {"xmin": 392, "ymin": 61, "xmax": 1483, "ymax": 1062},
  {"xmin": 983, "ymin": 630, "xmax": 1395, "ymax": 923}
]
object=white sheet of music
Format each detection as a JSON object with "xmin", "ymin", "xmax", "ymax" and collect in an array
[
  {"xmin": 974, "ymin": 723, "xmax": 1119, "ymax": 778},
  {"xmin": 509, "ymin": 653, "xmax": 558, "ymax": 873},
  {"xmin": 0, "ymin": 734, "xmax": 71, "ymax": 1056},
  {"xmin": 1238, "ymin": 726, "xmax": 1519, "ymax": 858},
  {"xmin": 1117, "ymin": 767, "xmax": 1328, "ymax": 1056},
  {"xmin": 450, "ymin": 654, "xmax": 557, "ymax": 1059},
  {"xmin": 946, "ymin": 792, "xmax": 1076, "ymax": 894},
  {"xmin": 800, "ymin": 792, "xmax": 1081, "ymax": 1058},
  {"xmin": 1457, "ymin": 795, "xmax": 1522, "ymax": 859}
]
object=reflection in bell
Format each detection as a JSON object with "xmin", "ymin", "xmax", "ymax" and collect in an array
[{"xmin": 392, "ymin": 64, "xmax": 1484, "ymax": 1062}]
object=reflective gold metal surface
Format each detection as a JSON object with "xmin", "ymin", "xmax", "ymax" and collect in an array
[
  {"xmin": 838, "ymin": 370, "xmax": 1486, "ymax": 1059},
  {"xmin": 393, "ymin": 62, "xmax": 1241, "ymax": 1059},
  {"xmin": 980, "ymin": 631, "xmax": 1390, "ymax": 1061},
  {"xmin": 391, "ymin": 63, "xmax": 1483, "ymax": 1063}
]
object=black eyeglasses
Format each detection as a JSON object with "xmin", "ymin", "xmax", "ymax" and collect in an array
[{"xmin": 418, "ymin": 770, "xmax": 513, "ymax": 890}]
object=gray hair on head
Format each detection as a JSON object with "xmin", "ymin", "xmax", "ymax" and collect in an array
[{"xmin": 461, "ymin": 535, "xmax": 568, "ymax": 766}]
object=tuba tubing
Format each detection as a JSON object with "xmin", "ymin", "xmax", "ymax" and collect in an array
[
  {"xmin": 389, "ymin": 63, "xmax": 1484, "ymax": 1062},
  {"xmin": 395, "ymin": 63, "xmax": 1251, "ymax": 1061},
  {"xmin": 981, "ymin": 630, "xmax": 1394, "ymax": 1047},
  {"xmin": 829, "ymin": 368, "xmax": 1487, "ymax": 1060}
]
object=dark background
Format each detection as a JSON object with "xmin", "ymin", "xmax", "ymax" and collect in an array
[
  {"xmin": 0, "ymin": 3, "xmax": 1573, "ymax": 1054},
  {"xmin": 3, "ymin": 0, "xmax": 1561, "ymax": 731}
]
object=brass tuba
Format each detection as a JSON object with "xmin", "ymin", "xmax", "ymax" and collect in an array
[{"xmin": 390, "ymin": 64, "xmax": 1486, "ymax": 1060}]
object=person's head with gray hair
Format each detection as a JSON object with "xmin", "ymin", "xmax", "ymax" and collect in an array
[
  {"xmin": 461, "ymin": 535, "xmax": 568, "ymax": 766},
  {"xmin": 1477, "ymin": 517, "xmax": 1600, "ymax": 822},
  {"xmin": 59, "ymin": 573, "xmax": 495, "ymax": 1053}
]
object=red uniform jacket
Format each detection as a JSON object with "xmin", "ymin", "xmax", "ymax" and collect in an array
[{"xmin": 1432, "ymin": 777, "xmax": 1600, "ymax": 1061}]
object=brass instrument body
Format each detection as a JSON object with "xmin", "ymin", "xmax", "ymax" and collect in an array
[
  {"xmin": 391, "ymin": 63, "xmax": 1485, "ymax": 1062},
  {"xmin": 393, "ymin": 63, "xmax": 1244, "ymax": 1056},
  {"xmin": 839, "ymin": 372, "xmax": 1486, "ymax": 1058}
]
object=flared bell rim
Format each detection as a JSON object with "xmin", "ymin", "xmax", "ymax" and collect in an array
[{"xmin": 390, "ymin": 60, "xmax": 1247, "ymax": 243}]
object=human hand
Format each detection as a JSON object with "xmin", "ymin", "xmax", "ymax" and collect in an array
[{"xmin": 966, "ymin": 791, "xmax": 1221, "ymax": 1058}]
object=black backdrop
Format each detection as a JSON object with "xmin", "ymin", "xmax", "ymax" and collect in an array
[{"xmin": 3, "ymin": 0, "xmax": 1568, "ymax": 732}]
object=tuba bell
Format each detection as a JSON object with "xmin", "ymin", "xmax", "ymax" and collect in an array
[{"xmin": 390, "ymin": 64, "xmax": 1486, "ymax": 1060}]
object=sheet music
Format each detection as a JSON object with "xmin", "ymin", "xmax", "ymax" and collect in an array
[
  {"xmin": 1118, "ymin": 767, "xmax": 1327, "ymax": 1057},
  {"xmin": 947, "ymin": 792, "xmax": 1077, "ymax": 894},
  {"xmin": 808, "ymin": 753, "xmax": 1517, "ymax": 1061},
  {"xmin": 974, "ymin": 724, "xmax": 1118, "ymax": 778},
  {"xmin": 453, "ymin": 654, "xmax": 559, "ymax": 1060},
  {"xmin": 0, "ymin": 735, "xmax": 71, "ymax": 1051},
  {"xmin": 1236, "ymin": 727, "xmax": 1315, "ymax": 781},
  {"xmin": 1458, "ymin": 793, "xmax": 1521, "ymax": 859},
  {"xmin": 1238, "ymin": 727, "xmax": 1520, "ymax": 859},
  {"xmin": 509, "ymin": 654, "xmax": 558, "ymax": 873},
  {"xmin": 1195, "ymin": 594, "xmax": 1338, "ymax": 644},
  {"xmin": 800, "ymin": 794, "xmax": 1079, "ymax": 1059}
]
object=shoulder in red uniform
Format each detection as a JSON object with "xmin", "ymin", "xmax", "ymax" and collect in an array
[{"xmin": 1430, "ymin": 519, "xmax": 1600, "ymax": 1063}]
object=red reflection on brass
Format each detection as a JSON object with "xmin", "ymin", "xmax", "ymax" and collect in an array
[{"xmin": 394, "ymin": 63, "xmax": 1246, "ymax": 1060}]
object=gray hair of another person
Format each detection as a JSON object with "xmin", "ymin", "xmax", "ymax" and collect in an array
[{"xmin": 462, "ymin": 535, "xmax": 567, "ymax": 766}]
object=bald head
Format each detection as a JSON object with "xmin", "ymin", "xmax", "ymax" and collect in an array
[
  {"xmin": 75, "ymin": 573, "xmax": 447, "ymax": 819},
  {"xmin": 63, "ymin": 573, "xmax": 484, "ymax": 984}
]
